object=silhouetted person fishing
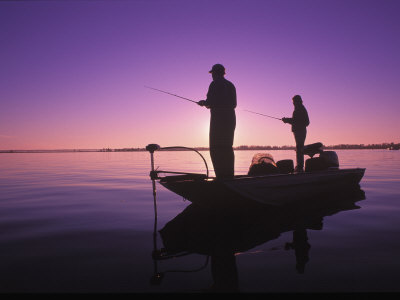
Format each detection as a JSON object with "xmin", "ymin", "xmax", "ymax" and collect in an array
[
  {"xmin": 282, "ymin": 95, "xmax": 310, "ymax": 173},
  {"xmin": 198, "ymin": 64, "xmax": 237, "ymax": 179}
]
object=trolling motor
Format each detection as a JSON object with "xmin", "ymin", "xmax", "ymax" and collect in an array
[
  {"xmin": 145, "ymin": 144, "xmax": 209, "ymax": 179},
  {"xmin": 146, "ymin": 144, "xmax": 161, "ymax": 180},
  {"xmin": 145, "ymin": 145, "xmax": 210, "ymax": 287}
]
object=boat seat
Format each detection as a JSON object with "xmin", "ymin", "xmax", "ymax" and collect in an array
[{"xmin": 303, "ymin": 142, "xmax": 323, "ymax": 158}]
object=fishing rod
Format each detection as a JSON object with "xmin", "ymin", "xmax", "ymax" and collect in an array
[
  {"xmin": 145, "ymin": 85, "xmax": 282, "ymax": 121},
  {"xmin": 144, "ymin": 86, "xmax": 198, "ymax": 104},
  {"xmin": 243, "ymin": 109, "xmax": 282, "ymax": 121}
]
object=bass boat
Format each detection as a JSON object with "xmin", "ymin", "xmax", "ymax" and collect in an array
[{"xmin": 146, "ymin": 143, "xmax": 365, "ymax": 208}]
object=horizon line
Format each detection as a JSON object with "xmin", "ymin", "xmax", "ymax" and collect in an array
[{"xmin": 0, "ymin": 142, "xmax": 399, "ymax": 153}]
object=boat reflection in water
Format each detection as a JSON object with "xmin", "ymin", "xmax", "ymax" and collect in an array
[{"xmin": 151, "ymin": 188, "xmax": 365, "ymax": 292}]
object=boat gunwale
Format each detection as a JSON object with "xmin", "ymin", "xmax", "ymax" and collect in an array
[{"xmin": 158, "ymin": 167, "xmax": 366, "ymax": 184}]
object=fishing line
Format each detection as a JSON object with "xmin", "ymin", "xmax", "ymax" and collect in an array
[{"xmin": 242, "ymin": 109, "xmax": 282, "ymax": 120}]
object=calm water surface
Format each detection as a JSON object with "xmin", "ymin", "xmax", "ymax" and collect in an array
[{"xmin": 1, "ymin": 149, "xmax": 400, "ymax": 293}]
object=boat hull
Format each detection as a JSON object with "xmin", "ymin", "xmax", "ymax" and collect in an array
[{"xmin": 159, "ymin": 168, "xmax": 365, "ymax": 208}]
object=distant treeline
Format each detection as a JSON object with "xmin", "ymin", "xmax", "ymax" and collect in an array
[
  {"xmin": 88, "ymin": 142, "xmax": 400, "ymax": 151},
  {"xmin": 323, "ymin": 143, "xmax": 400, "ymax": 150},
  {"xmin": 233, "ymin": 143, "xmax": 400, "ymax": 151},
  {"xmin": 1, "ymin": 143, "xmax": 399, "ymax": 153}
]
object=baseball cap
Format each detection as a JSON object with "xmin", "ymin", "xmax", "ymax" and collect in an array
[{"xmin": 209, "ymin": 64, "xmax": 225, "ymax": 74}]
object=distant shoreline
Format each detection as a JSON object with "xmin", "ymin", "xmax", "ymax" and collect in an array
[{"xmin": 1, "ymin": 143, "xmax": 399, "ymax": 153}]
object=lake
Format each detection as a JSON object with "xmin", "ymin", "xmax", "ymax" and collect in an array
[{"xmin": 1, "ymin": 149, "xmax": 400, "ymax": 293}]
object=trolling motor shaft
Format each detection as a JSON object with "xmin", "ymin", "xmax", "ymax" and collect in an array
[{"xmin": 146, "ymin": 144, "xmax": 161, "ymax": 180}]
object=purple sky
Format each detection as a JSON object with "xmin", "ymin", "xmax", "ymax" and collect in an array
[{"xmin": 1, "ymin": 0, "xmax": 399, "ymax": 149}]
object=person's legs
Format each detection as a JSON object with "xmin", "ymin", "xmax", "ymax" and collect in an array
[
  {"xmin": 210, "ymin": 146, "xmax": 220, "ymax": 177},
  {"xmin": 209, "ymin": 110, "xmax": 236, "ymax": 179},
  {"xmin": 210, "ymin": 146, "xmax": 234, "ymax": 179},
  {"xmin": 294, "ymin": 129, "xmax": 307, "ymax": 171}
]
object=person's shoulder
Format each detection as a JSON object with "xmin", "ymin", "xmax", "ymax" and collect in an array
[
  {"xmin": 212, "ymin": 78, "xmax": 224, "ymax": 87},
  {"xmin": 224, "ymin": 78, "xmax": 236, "ymax": 88},
  {"xmin": 223, "ymin": 78, "xmax": 233, "ymax": 84}
]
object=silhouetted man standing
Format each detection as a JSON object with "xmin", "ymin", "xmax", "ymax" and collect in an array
[
  {"xmin": 198, "ymin": 64, "xmax": 236, "ymax": 179},
  {"xmin": 282, "ymin": 95, "xmax": 310, "ymax": 172}
]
